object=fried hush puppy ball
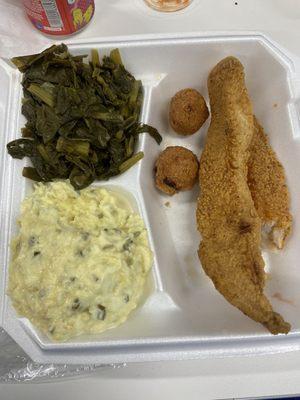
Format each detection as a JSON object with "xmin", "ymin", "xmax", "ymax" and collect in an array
[
  {"xmin": 169, "ymin": 88, "xmax": 209, "ymax": 135},
  {"xmin": 154, "ymin": 146, "xmax": 199, "ymax": 195}
]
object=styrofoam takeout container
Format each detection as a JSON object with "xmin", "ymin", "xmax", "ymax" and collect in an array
[{"xmin": 1, "ymin": 32, "xmax": 300, "ymax": 364}]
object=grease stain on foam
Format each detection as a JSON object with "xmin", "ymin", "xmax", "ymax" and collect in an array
[
  {"xmin": 272, "ymin": 292, "xmax": 295, "ymax": 306},
  {"xmin": 184, "ymin": 253, "xmax": 201, "ymax": 282}
]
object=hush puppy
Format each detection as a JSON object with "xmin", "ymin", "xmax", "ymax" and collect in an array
[
  {"xmin": 155, "ymin": 146, "xmax": 199, "ymax": 195},
  {"xmin": 169, "ymin": 88, "xmax": 209, "ymax": 135}
]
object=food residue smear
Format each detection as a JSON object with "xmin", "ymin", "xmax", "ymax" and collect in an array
[
  {"xmin": 8, "ymin": 181, "xmax": 152, "ymax": 341},
  {"xmin": 272, "ymin": 292, "xmax": 294, "ymax": 306}
]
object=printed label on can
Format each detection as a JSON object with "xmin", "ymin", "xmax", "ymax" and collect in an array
[{"xmin": 22, "ymin": 0, "xmax": 95, "ymax": 36}]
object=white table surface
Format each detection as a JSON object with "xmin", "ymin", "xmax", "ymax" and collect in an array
[{"xmin": 1, "ymin": 0, "xmax": 300, "ymax": 398}]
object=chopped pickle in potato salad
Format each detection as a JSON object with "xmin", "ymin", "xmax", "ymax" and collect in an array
[{"xmin": 8, "ymin": 181, "xmax": 152, "ymax": 341}]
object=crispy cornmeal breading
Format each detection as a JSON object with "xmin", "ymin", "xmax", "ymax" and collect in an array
[
  {"xmin": 197, "ymin": 57, "xmax": 290, "ymax": 334},
  {"xmin": 248, "ymin": 118, "xmax": 292, "ymax": 249}
]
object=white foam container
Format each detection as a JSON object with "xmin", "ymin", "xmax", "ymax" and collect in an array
[{"xmin": 1, "ymin": 32, "xmax": 300, "ymax": 364}]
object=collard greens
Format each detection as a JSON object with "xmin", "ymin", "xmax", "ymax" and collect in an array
[{"xmin": 7, "ymin": 44, "xmax": 162, "ymax": 189}]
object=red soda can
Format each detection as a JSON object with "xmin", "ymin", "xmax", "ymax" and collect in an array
[{"xmin": 22, "ymin": 0, "xmax": 95, "ymax": 36}]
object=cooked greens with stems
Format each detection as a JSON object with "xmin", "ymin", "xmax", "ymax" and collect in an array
[{"xmin": 7, "ymin": 44, "xmax": 162, "ymax": 189}]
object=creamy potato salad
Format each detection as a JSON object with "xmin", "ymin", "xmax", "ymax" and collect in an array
[{"xmin": 8, "ymin": 181, "xmax": 152, "ymax": 341}]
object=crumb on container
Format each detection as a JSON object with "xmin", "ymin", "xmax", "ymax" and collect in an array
[
  {"xmin": 154, "ymin": 146, "xmax": 199, "ymax": 195},
  {"xmin": 169, "ymin": 88, "xmax": 209, "ymax": 135}
]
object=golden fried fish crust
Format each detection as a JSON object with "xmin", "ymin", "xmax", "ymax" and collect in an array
[
  {"xmin": 248, "ymin": 118, "xmax": 292, "ymax": 249},
  {"xmin": 196, "ymin": 57, "xmax": 290, "ymax": 334}
]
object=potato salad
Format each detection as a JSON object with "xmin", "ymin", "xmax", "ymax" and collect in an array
[{"xmin": 8, "ymin": 181, "xmax": 152, "ymax": 341}]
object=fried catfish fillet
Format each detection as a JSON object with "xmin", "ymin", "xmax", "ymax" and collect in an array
[
  {"xmin": 248, "ymin": 118, "xmax": 292, "ymax": 250},
  {"xmin": 196, "ymin": 57, "xmax": 290, "ymax": 334}
]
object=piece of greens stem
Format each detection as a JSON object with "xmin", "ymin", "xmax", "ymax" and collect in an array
[
  {"xmin": 119, "ymin": 151, "xmax": 144, "ymax": 174},
  {"xmin": 27, "ymin": 84, "xmax": 54, "ymax": 108}
]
